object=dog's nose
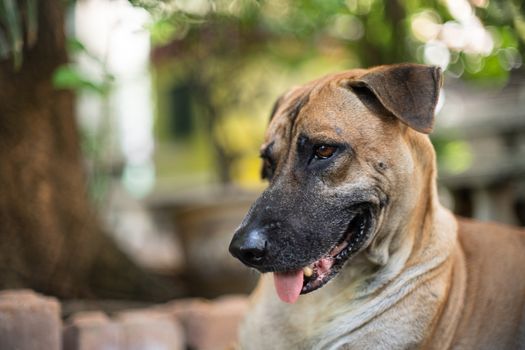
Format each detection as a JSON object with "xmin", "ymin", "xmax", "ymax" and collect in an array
[{"xmin": 229, "ymin": 228, "xmax": 268, "ymax": 266}]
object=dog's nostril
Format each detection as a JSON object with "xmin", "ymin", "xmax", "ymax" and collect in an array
[{"xmin": 241, "ymin": 243, "xmax": 266, "ymax": 262}]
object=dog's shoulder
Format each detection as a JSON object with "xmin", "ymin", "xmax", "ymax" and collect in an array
[
  {"xmin": 457, "ymin": 216, "xmax": 525, "ymax": 259},
  {"xmin": 453, "ymin": 217, "xmax": 525, "ymax": 349},
  {"xmin": 456, "ymin": 216, "xmax": 525, "ymax": 283}
]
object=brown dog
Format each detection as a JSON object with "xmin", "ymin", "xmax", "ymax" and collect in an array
[{"xmin": 229, "ymin": 63, "xmax": 525, "ymax": 349}]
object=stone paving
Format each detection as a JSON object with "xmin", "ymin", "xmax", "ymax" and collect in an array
[{"xmin": 0, "ymin": 289, "xmax": 248, "ymax": 350}]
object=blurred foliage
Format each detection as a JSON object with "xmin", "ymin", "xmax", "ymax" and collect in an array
[
  {"xmin": 135, "ymin": 0, "xmax": 525, "ymax": 77},
  {"xmin": 432, "ymin": 135, "xmax": 474, "ymax": 175},
  {"xmin": 131, "ymin": 0, "xmax": 525, "ymax": 186}
]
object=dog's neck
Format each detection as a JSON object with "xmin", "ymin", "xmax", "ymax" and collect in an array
[{"xmin": 350, "ymin": 133, "xmax": 456, "ymax": 293}]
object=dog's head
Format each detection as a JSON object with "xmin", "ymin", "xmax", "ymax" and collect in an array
[{"xmin": 229, "ymin": 64, "xmax": 443, "ymax": 303}]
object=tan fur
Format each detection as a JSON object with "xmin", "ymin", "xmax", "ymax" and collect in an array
[{"xmin": 237, "ymin": 65, "xmax": 525, "ymax": 349}]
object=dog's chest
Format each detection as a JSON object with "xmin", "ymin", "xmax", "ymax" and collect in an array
[
  {"xmin": 241, "ymin": 307, "xmax": 430, "ymax": 350},
  {"xmin": 240, "ymin": 303, "xmax": 426, "ymax": 350},
  {"xmin": 239, "ymin": 274, "xmax": 442, "ymax": 350}
]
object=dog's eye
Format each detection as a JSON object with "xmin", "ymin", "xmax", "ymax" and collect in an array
[{"xmin": 314, "ymin": 145, "xmax": 337, "ymax": 159}]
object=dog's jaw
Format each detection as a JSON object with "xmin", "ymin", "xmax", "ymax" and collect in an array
[{"xmin": 270, "ymin": 204, "xmax": 378, "ymax": 304}]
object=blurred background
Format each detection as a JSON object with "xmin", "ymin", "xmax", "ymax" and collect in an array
[{"xmin": 1, "ymin": 0, "xmax": 524, "ymax": 306}]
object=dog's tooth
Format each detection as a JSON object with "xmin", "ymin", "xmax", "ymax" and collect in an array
[{"xmin": 303, "ymin": 266, "xmax": 313, "ymax": 277}]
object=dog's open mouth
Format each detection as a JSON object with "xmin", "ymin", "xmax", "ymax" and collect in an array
[{"xmin": 273, "ymin": 205, "xmax": 374, "ymax": 304}]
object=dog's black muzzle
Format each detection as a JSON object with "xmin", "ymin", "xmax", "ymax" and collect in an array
[{"xmin": 228, "ymin": 185, "xmax": 326, "ymax": 273}]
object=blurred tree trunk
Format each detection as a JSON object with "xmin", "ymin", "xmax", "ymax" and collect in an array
[{"xmin": 0, "ymin": 0, "xmax": 176, "ymax": 300}]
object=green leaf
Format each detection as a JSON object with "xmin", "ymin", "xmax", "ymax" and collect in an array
[
  {"xmin": 67, "ymin": 37, "xmax": 87, "ymax": 54},
  {"xmin": 52, "ymin": 65, "xmax": 107, "ymax": 94}
]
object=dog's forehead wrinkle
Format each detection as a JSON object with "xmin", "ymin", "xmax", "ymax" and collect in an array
[
  {"xmin": 288, "ymin": 94, "xmax": 310, "ymax": 123},
  {"xmin": 297, "ymin": 90, "xmax": 383, "ymax": 145},
  {"xmin": 268, "ymin": 85, "xmax": 366, "ymax": 152}
]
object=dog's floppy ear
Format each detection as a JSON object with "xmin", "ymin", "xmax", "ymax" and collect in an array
[{"xmin": 347, "ymin": 64, "xmax": 442, "ymax": 134}]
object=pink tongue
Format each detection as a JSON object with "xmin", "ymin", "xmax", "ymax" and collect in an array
[{"xmin": 273, "ymin": 270, "xmax": 304, "ymax": 304}]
